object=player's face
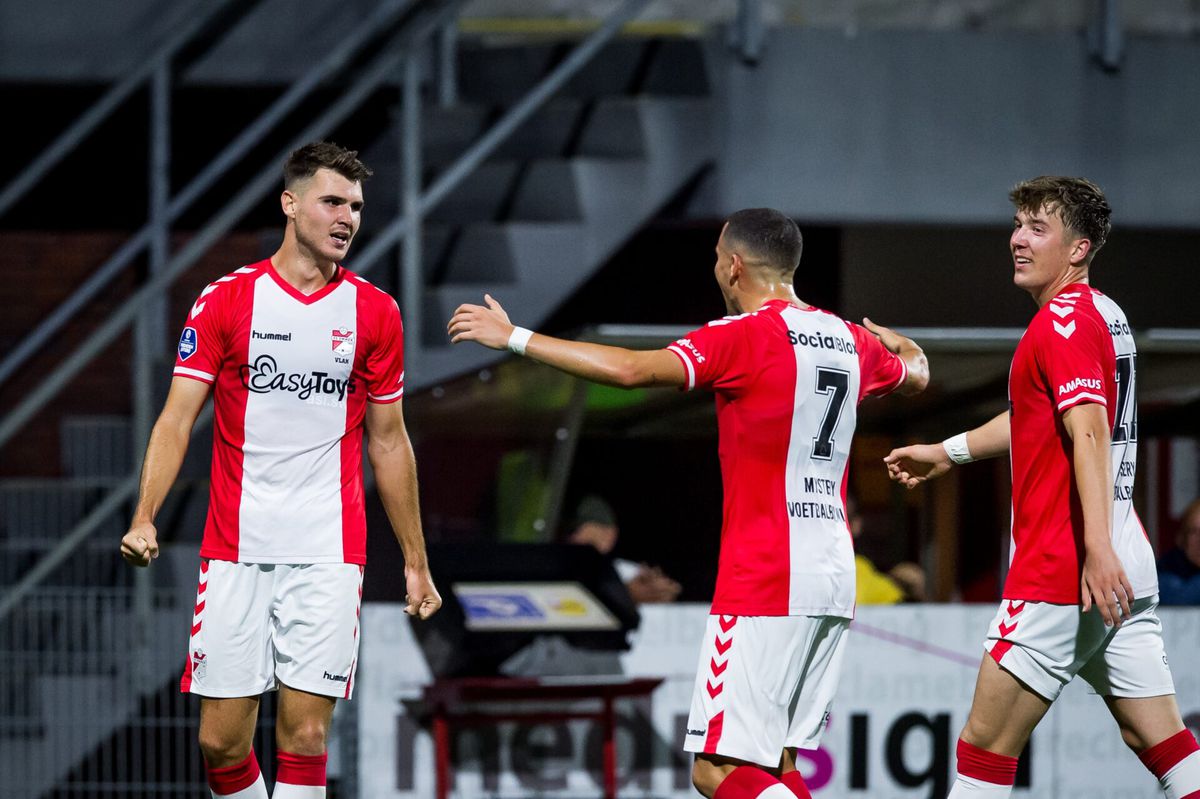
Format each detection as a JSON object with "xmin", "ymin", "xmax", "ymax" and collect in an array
[
  {"xmin": 1010, "ymin": 206, "xmax": 1084, "ymax": 298},
  {"xmin": 286, "ymin": 168, "xmax": 364, "ymax": 264},
  {"xmin": 713, "ymin": 225, "xmax": 740, "ymax": 314}
]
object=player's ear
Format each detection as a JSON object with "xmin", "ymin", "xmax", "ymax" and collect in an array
[
  {"xmin": 1070, "ymin": 237, "xmax": 1091, "ymax": 267},
  {"xmin": 729, "ymin": 252, "xmax": 745, "ymax": 284},
  {"xmin": 281, "ymin": 190, "xmax": 296, "ymax": 220}
]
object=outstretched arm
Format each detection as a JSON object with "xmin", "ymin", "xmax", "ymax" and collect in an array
[
  {"xmin": 448, "ymin": 294, "xmax": 687, "ymax": 388},
  {"xmin": 120, "ymin": 377, "xmax": 210, "ymax": 566},
  {"xmin": 884, "ymin": 410, "xmax": 1011, "ymax": 489},
  {"xmin": 366, "ymin": 399, "xmax": 441, "ymax": 620}
]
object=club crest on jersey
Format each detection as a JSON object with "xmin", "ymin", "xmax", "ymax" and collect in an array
[
  {"xmin": 178, "ymin": 327, "xmax": 198, "ymax": 361},
  {"xmin": 332, "ymin": 328, "xmax": 355, "ymax": 359}
]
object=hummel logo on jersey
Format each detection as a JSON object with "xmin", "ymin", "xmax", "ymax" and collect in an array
[
  {"xmin": 323, "ymin": 670, "xmax": 349, "ymax": 683},
  {"xmin": 1053, "ymin": 320, "xmax": 1076, "ymax": 339},
  {"xmin": 252, "ymin": 330, "xmax": 292, "ymax": 342},
  {"xmin": 1058, "ymin": 377, "xmax": 1103, "ymax": 396},
  {"xmin": 240, "ymin": 354, "xmax": 356, "ymax": 402}
]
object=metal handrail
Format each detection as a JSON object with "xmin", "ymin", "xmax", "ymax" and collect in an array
[
  {"xmin": 0, "ymin": 0, "xmax": 650, "ymax": 620},
  {"xmin": 0, "ymin": 1, "xmax": 461, "ymax": 452},
  {"xmin": 0, "ymin": 1, "xmax": 465, "ymax": 625},
  {"xmin": 0, "ymin": 0, "xmax": 254, "ymax": 219},
  {"xmin": 0, "ymin": 0, "xmax": 421, "ymax": 389},
  {"xmin": 351, "ymin": 0, "xmax": 654, "ymax": 278}
]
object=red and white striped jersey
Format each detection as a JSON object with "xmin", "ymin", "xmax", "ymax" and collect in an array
[
  {"xmin": 667, "ymin": 299, "xmax": 908, "ymax": 617},
  {"xmin": 1006, "ymin": 283, "xmax": 1157, "ymax": 603},
  {"xmin": 173, "ymin": 259, "xmax": 404, "ymax": 565}
]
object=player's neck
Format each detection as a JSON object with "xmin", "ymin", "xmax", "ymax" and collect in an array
[
  {"xmin": 270, "ymin": 241, "xmax": 338, "ymax": 295},
  {"xmin": 1033, "ymin": 271, "xmax": 1089, "ymax": 307},
  {"xmin": 740, "ymin": 285, "xmax": 809, "ymax": 313}
]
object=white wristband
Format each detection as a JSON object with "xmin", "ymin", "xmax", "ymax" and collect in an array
[
  {"xmin": 942, "ymin": 432, "xmax": 974, "ymax": 465},
  {"xmin": 507, "ymin": 326, "xmax": 533, "ymax": 356}
]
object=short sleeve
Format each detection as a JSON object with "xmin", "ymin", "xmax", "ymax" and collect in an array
[
  {"xmin": 364, "ymin": 296, "xmax": 405, "ymax": 403},
  {"xmin": 1033, "ymin": 311, "xmax": 1110, "ymax": 415},
  {"xmin": 666, "ymin": 317, "xmax": 750, "ymax": 392},
  {"xmin": 848, "ymin": 323, "xmax": 907, "ymax": 401},
  {"xmin": 173, "ymin": 284, "xmax": 228, "ymax": 384}
]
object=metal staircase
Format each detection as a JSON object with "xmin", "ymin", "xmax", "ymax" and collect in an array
[
  {"xmin": 0, "ymin": 3, "xmax": 714, "ymax": 796},
  {"xmin": 382, "ymin": 37, "xmax": 716, "ymax": 387}
]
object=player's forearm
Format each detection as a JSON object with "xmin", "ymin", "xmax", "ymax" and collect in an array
[
  {"xmin": 369, "ymin": 437, "xmax": 429, "ymax": 571},
  {"xmin": 965, "ymin": 411, "xmax": 1011, "ymax": 460},
  {"xmin": 896, "ymin": 337, "xmax": 929, "ymax": 395},
  {"xmin": 1070, "ymin": 421, "xmax": 1115, "ymax": 556},
  {"xmin": 523, "ymin": 334, "xmax": 662, "ymax": 388},
  {"xmin": 131, "ymin": 419, "xmax": 191, "ymax": 524}
]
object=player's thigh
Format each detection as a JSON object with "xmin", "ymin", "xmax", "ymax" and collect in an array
[
  {"xmin": 785, "ymin": 616, "xmax": 850, "ymax": 750},
  {"xmin": 1077, "ymin": 597, "xmax": 1175, "ymax": 700},
  {"xmin": 1077, "ymin": 596, "xmax": 1181, "ymax": 751},
  {"xmin": 1103, "ymin": 694, "xmax": 1186, "ymax": 752},
  {"xmin": 276, "ymin": 683, "xmax": 337, "ymax": 754},
  {"xmin": 961, "ymin": 654, "xmax": 1051, "ymax": 757},
  {"xmin": 983, "ymin": 598, "xmax": 1108, "ymax": 703},
  {"xmin": 272, "ymin": 563, "xmax": 364, "ymax": 699},
  {"xmin": 198, "ymin": 696, "xmax": 261, "ymax": 764},
  {"xmin": 183, "ymin": 559, "xmax": 276, "ymax": 697},
  {"xmin": 684, "ymin": 615, "xmax": 825, "ymax": 767}
]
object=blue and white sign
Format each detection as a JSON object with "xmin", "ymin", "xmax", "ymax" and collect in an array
[{"xmin": 178, "ymin": 326, "xmax": 198, "ymax": 360}]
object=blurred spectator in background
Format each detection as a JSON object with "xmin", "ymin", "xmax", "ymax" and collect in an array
[
  {"xmin": 568, "ymin": 495, "xmax": 682, "ymax": 604},
  {"xmin": 848, "ymin": 494, "xmax": 927, "ymax": 604},
  {"xmin": 1158, "ymin": 498, "xmax": 1200, "ymax": 605}
]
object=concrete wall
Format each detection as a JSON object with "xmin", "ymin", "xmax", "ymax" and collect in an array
[{"xmin": 705, "ymin": 27, "xmax": 1200, "ymax": 228}]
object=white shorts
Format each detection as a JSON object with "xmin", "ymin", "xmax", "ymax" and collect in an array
[
  {"xmin": 180, "ymin": 559, "xmax": 364, "ymax": 699},
  {"xmin": 683, "ymin": 614, "xmax": 849, "ymax": 767},
  {"xmin": 984, "ymin": 595, "xmax": 1175, "ymax": 701}
]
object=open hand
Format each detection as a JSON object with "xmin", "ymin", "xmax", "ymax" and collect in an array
[
  {"xmin": 863, "ymin": 317, "xmax": 905, "ymax": 354},
  {"xmin": 1081, "ymin": 547, "xmax": 1134, "ymax": 627},
  {"xmin": 447, "ymin": 294, "xmax": 514, "ymax": 350},
  {"xmin": 884, "ymin": 443, "xmax": 953, "ymax": 489}
]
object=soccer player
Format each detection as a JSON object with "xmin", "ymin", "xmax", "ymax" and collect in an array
[
  {"xmin": 885, "ymin": 176, "xmax": 1200, "ymax": 798},
  {"xmin": 448, "ymin": 208, "xmax": 929, "ymax": 798},
  {"xmin": 120, "ymin": 142, "xmax": 441, "ymax": 799}
]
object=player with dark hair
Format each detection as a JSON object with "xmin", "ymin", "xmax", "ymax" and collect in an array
[
  {"xmin": 886, "ymin": 176, "xmax": 1200, "ymax": 797},
  {"xmin": 121, "ymin": 141, "xmax": 441, "ymax": 799},
  {"xmin": 449, "ymin": 207, "xmax": 929, "ymax": 799}
]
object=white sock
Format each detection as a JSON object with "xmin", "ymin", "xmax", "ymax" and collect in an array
[
  {"xmin": 1163, "ymin": 749, "xmax": 1200, "ymax": 799},
  {"xmin": 212, "ymin": 773, "xmax": 267, "ymax": 799},
  {"xmin": 271, "ymin": 783, "xmax": 325, "ymax": 798},
  {"xmin": 947, "ymin": 773, "xmax": 1014, "ymax": 798}
]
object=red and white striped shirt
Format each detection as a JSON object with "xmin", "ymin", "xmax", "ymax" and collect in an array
[
  {"xmin": 668, "ymin": 299, "xmax": 907, "ymax": 617},
  {"xmin": 173, "ymin": 259, "xmax": 404, "ymax": 565},
  {"xmin": 1005, "ymin": 283, "xmax": 1156, "ymax": 603}
]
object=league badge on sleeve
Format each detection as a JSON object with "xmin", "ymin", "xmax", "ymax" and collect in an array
[{"xmin": 178, "ymin": 326, "xmax": 198, "ymax": 361}]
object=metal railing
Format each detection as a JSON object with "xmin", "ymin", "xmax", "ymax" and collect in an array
[
  {"xmin": 0, "ymin": 0, "xmax": 654, "ymax": 624},
  {"xmin": 0, "ymin": 585, "xmax": 282, "ymax": 799}
]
